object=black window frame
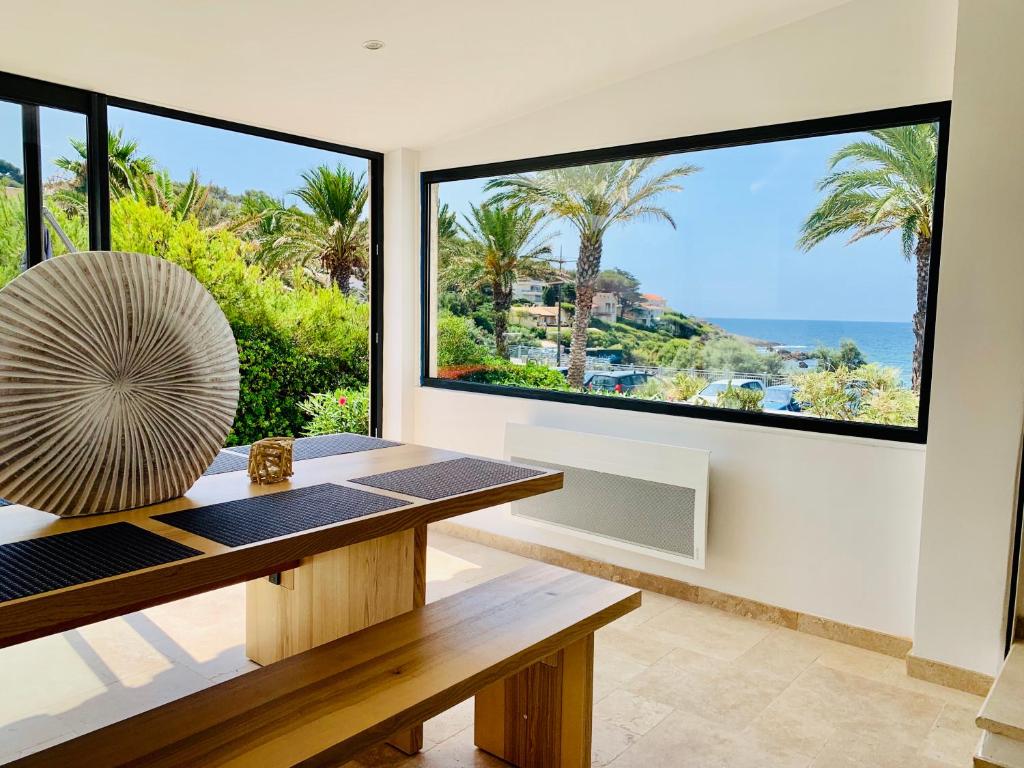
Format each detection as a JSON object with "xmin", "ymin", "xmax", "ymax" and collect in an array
[
  {"xmin": 0, "ymin": 70, "xmax": 385, "ymax": 436},
  {"xmin": 420, "ymin": 102, "xmax": 952, "ymax": 444}
]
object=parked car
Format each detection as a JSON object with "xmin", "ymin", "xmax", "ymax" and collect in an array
[
  {"xmin": 558, "ymin": 368, "xmax": 650, "ymax": 394},
  {"xmin": 689, "ymin": 378, "xmax": 765, "ymax": 406},
  {"xmin": 763, "ymin": 384, "xmax": 801, "ymax": 412},
  {"xmin": 586, "ymin": 371, "xmax": 649, "ymax": 393}
]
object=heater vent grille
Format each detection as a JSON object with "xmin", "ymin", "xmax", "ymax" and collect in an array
[
  {"xmin": 510, "ymin": 457, "xmax": 696, "ymax": 559},
  {"xmin": 505, "ymin": 424, "xmax": 709, "ymax": 568}
]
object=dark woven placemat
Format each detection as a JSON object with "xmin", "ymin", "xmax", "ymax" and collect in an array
[
  {"xmin": 0, "ymin": 523, "xmax": 203, "ymax": 603},
  {"xmin": 229, "ymin": 433, "xmax": 401, "ymax": 462},
  {"xmin": 154, "ymin": 483, "xmax": 410, "ymax": 548},
  {"xmin": 202, "ymin": 451, "xmax": 250, "ymax": 476},
  {"xmin": 350, "ymin": 457, "xmax": 545, "ymax": 501}
]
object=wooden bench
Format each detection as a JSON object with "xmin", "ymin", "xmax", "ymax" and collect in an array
[{"xmin": 11, "ymin": 564, "xmax": 640, "ymax": 768}]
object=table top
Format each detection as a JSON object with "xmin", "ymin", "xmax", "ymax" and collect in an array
[{"xmin": 0, "ymin": 442, "xmax": 562, "ymax": 648}]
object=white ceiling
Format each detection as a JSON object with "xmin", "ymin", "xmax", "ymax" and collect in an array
[{"xmin": 3, "ymin": 0, "xmax": 853, "ymax": 152}]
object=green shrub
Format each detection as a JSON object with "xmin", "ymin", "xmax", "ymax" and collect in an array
[
  {"xmin": 667, "ymin": 373, "xmax": 705, "ymax": 401},
  {"xmin": 633, "ymin": 377, "xmax": 668, "ymax": 400},
  {"xmin": 716, "ymin": 383, "xmax": 764, "ymax": 412},
  {"xmin": 460, "ymin": 360, "xmax": 569, "ymax": 390},
  {"xmin": 437, "ymin": 312, "xmax": 492, "ymax": 367},
  {"xmin": 852, "ymin": 362, "xmax": 902, "ymax": 391},
  {"xmin": 811, "ymin": 340, "xmax": 866, "ymax": 372},
  {"xmin": 230, "ymin": 323, "xmax": 364, "ymax": 445},
  {"xmin": 108, "ymin": 198, "xmax": 370, "ymax": 444},
  {"xmin": 857, "ymin": 387, "xmax": 919, "ymax": 427},
  {"xmin": 299, "ymin": 387, "xmax": 370, "ymax": 436},
  {"xmin": 703, "ymin": 337, "xmax": 783, "ymax": 375},
  {"xmin": 792, "ymin": 367, "xmax": 858, "ymax": 420}
]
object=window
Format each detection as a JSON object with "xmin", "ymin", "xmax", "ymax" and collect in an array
[
  {"xmin": 422, "ymin": 103, "xmax": 950, "ymax": 442},
  {"xmin": 105, "ymin": 106, "xmax": 377, "ymax": 445},
  {"xmin": 0, "ymin": 72, "xmax": 384, "ymax": 443}
]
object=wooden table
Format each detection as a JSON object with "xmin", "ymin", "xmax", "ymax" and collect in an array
[
  {"xmin": 0, "ymin": 442, "xmax": 562, "ymax": 755},
  {"xmin": 0, "ymin": 444, "xmax": 562, "ymax": 732}
]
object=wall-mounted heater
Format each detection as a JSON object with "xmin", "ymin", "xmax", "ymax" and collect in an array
[{"xmin": 505, "ymin": 423, "xmax": 709, "ymax": 568}]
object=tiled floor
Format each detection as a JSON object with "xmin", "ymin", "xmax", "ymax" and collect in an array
[{"xmin": 0, "ymin": 530, "xmax": 982, "ymax": 767}]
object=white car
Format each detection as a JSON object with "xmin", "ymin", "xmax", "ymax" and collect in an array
[{"xmin": 689, "ymin": 378, "xmax": 765, "ymax": 406}]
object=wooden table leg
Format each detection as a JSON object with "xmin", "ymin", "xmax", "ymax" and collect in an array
[
  {"xmin": 474, "ymin": 633, "xmax": 595, "ymax": 768},
  {"xmin": 245, "ymin": 528, "xmax": 416, "ymax": 664},
  {"xmin": 387, "ymin": 523, "xmax": 428, "ymax": 755},
  {"xmin": 246, "ymin": 524, "xmax": 429, "ymax": 756}
]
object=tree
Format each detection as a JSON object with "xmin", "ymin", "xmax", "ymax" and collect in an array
[
  {"xmin": 798, "ymin": 123, "xmax": 938, "ymax": 391},
  {"xmin": 0, "ymin": 159, "xmax": 23, "ymax": 185},
  {"xmin": 594, "ymin": 268, "xmax": 642, "ymax": 316},
  {"xmin": 139, "ymin": 170, "xmax": 210, "ymax": 222},
  {"xmin": 448, "ymin": 202, "xmax": 553, "ymax": 358},
  {"xmin": 487, "ymin": 158, "xmax": 699, "ymax": 387},
  {"xmin": 286, "ymin": 166, "xmax": 369, "ymax": 293},
  {"xmin": 55, "ymin": 128, "xmax": 156, "ymax": 202},
  {"xmin": 811, "ymin": 339, "xmax": 866, "ymax": 372}
]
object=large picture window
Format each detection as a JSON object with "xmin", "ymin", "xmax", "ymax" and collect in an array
[
  {"xmin": 422, "ymin": 104, "xmax": 950, "ymax": 442},
  {"xmin": 0, "ymin": 72, "xmax": 384, "ymax": 442}
]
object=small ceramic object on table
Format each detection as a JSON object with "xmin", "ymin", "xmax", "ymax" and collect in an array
[{"xmin": 248, "ymin": 437, "xmax": 295, "ymax": 485}]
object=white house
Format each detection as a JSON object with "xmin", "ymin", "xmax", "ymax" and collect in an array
[
  {"xmin": 590, "ymin": 291, "xmax": 620, "ymax": 323},
  {"xmin": 627, "ymin": 293, "xmax": 667, "ymax": 327},
  {"xmin": 511, "ymin": 278, "xmax": 545, "ymax": 305}
]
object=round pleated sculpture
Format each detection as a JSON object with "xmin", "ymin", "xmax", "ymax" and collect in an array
[{"xmin": 0, "ymin": 251, "xmax": 240, "ymax": 516}]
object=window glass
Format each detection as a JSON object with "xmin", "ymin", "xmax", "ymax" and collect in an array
[
  {"xmin": 41, "ymin": 106, "xmax": 90, "ymax": 256},
  {"xmin": 0, "ymin": 100, "xmax": 25, "ymax": 288},
  {"xmin": 106, "ymin": 107, "xmax": 373, "ymax": 444},
  {"xmin": 427, "ymin": 116, "xmax": 944, "ymax": 435}
]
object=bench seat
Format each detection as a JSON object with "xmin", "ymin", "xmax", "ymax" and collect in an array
[{"xmin": 11, "ymin": 563, "xmax": 639, "ymax": 768}]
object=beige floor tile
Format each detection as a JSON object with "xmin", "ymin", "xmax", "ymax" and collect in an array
[
  {"xmin": 919, "ymin": 703, "xmax": 982, "ymax": 765},
  {"xmin": 735, "ymin": 627, "xmax": 831, "ymax": 682},
  {"xmin": 0, "ymin": 716, "xmax": 79, "ymax": 764},
  {"xmin": 596, "ymin": 624, "xmax": 676, "ymax": 667},
  {"xmin": 54, "ymin": 664, "xmax": 210, "ymax": 735},
  {"xmin": 412, "ymin": 725, "xmax": 507, "ymax": 766},
  {"xmin": 637, "ymin": 600, "xmax": 774, "ymax": 661},
  {"xmin": 606, "ymin": 709, "xmax": 764, "ymax": 768},
  {"xmin": 810, "ymin": 727, "xmax": 953, "ymax": 768},
  {"xmin": 593, "ymin": 717, "xmax": 640, "ymax": 767},
  {"xmin": 776, "ymin": 664, "xmax": 944, "ymax": 748},
  {"xmin": 0, "ymin": 633, "xmax": 112, "ymax": 723},
  {"xmin": 421, "ymin": 698, "xmax": 475, "ymax": 751},
  {"xmin": 610, "ymin": 590, "xmax": 678, "ymax": 630},
  {"xmin": 0, "ymin": 534, "xmax": 986, "ymax": 768},
  {"xmin": 71, "ymin": 616, "xmax": 176, "ymax": 683},
  {"xmin": 594, "ymin": 645, "xmax": 651, "ymax": 703},
  {"xmin": 625, "ymin": 646, "xmax": 792, "ymax": 731},
  {"xmin": 594, "ymin": 689, "xmax": 674, "ymax": 736}
]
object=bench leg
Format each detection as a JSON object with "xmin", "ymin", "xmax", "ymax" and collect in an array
[{"xmin": 474, "ymin": 633, "xmax": 594, "ymax": 768}]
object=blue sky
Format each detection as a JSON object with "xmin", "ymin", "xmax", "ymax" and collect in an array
[
  {"xmin": 438, "ymin": 130, "xmax": 925, "ymax": 323},
  {"xmin": 0, "ymin": 101, "xmax": 368, "ymax": 205},
  {"xmin": 0, "ymin": 100, "xmax": 920, "ymax": 323}
]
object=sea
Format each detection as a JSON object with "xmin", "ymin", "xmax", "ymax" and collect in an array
[{"xmin": 707, "ymin": 317, "xmax": 915, "ymax": 385}]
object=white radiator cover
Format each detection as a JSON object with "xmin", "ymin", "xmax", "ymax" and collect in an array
[{"xmin": 505, "ymin": 423, "xmax": 709, "ymax": 568}]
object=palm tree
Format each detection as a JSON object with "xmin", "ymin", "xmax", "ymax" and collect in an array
[
  {"xmin": 55, "ymin": 128, "xmax": 156, "ymax": 200},
  {"xmin": 448, "ymin": 202, "xmax": 553, "ymax": 358},
  {"xmin": 139, "ymin": 170, "xmax": 210, "ymax": 222},
  {"xmin": 487, "ymin": 158, "xmax": 699, "ymax": 387},
  {"xmin": 286, "ymin": 166, "xmax": 369, "ymax": 293},
  {"xmin": 798, "ymin": 123, "xmax": 938, "ymax": 391}
]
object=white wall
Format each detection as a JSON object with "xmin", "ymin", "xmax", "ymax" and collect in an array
[
  {"xmin": 912, "ymin": 0, "xmax": 1024, "ymax": 676},
  {"xmin": 388, "ymin": 0, "xmax": 959, "ymax": 640}
]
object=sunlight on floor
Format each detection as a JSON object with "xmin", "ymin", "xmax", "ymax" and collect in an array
[{"xmin": 0, "ymin": 530, "xmax": 984, "ymax": 767}]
